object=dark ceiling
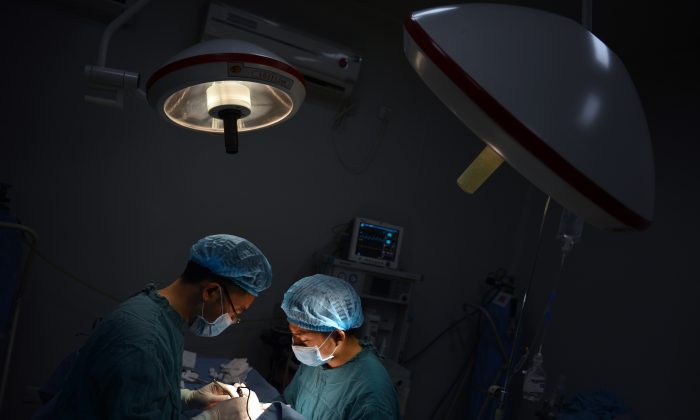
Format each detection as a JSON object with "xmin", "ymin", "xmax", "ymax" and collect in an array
[{"xmin": 37, "ymin": 0, "xmax": 700, "ymax": 94}]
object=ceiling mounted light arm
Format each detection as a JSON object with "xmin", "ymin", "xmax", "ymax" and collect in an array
[
  {"xmin": 582, "ymin": 0, "xmax": 593, "ymax": 31},
  {"xmin": 83, "ymin": 2, "xmax": 306, "ymax": 153},
  {"xmin": 84, "ymin": 0, "xmax": 151, "ymax": 108},
  {"xmin": 96, "ymin": 0, "xmax": 152, "ymax": 68}
]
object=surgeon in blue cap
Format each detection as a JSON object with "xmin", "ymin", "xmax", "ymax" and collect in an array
[
  {"xmin": 45, "ymin": 234, "xmax": 273, "ymax": 419},
  {"xmin": 279, "ymin": 274, "xmax": 401, "ymax": 419}
]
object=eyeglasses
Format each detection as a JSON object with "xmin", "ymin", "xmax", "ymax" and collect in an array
[
  {"xmin": 217, "ymin": 282, "xmax": 242, "ymax": 325},
  {"xmin": 231, "ymin": 306, "xmax": 242, "ymax": 325}
]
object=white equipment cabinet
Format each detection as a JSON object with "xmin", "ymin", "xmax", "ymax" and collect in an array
[{"xmin": 317, "ymin": 255, "xmax": 421, "ymax": 363}]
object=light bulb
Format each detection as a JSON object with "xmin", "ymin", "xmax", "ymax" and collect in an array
[{"xmin": 206, "ymin": 81, "xmax": 252, "ymax": 118}]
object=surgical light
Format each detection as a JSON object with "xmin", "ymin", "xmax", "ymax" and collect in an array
[
  {"xmin": 404, "ymin": 3, "xmax": 654, "ymax": 230},
  {"xmin": 84, "ymin": 0, "xmax": 306, "ymax": 154},
  {"xmin": 146, "ymin": 39, "xmax": 306, "ymax": 154},
  {"xmin": 205, "ymin": 82, "xmax": 251, "ymax": 118}
]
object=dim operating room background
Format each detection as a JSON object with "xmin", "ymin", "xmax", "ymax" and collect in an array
[{"xmin": 1, "ymin": 0, "xmax": 699, "ymax": 419}]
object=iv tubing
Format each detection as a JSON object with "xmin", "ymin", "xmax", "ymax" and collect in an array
[{"xmin": 496, "ymin": 195, "xmax": 551, "ymax": 413}]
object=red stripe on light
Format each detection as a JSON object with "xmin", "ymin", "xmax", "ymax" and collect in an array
[
  {"xmin": 146, "ymin": 53, "xmax": 306, "ymax": 91},
  {"xmin": 404, "ymin": 15, "xmax": 649, "ymax": 230}
]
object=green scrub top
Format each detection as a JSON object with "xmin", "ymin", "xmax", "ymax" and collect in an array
[
  {"xmin": 282, "ymin": 343, "xmax": 401, "ymax": 420},
  {"xmin": 51, "ymin": 283, "xmax": 188, "ymax": 419}
]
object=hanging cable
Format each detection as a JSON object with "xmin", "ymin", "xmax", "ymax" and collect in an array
[
  {"xmin": 30, "ymin": 245, "xmax": 121, "ymax": 303},
  {"xmin": 0, "ymin": 221, "xmax": 38, "ymax": 413},
  {"xmin": 330, "ymin": 100, "xmax": 390, "ymax": 175},
  {"xmin": 429, "ymin": 350, "xmax": 477, "ymax": 420},
  {"xmin": 400, "ymin": 313, "xmax": 471, "ymax": 365},
  {"xmin": 401, "ymin": 282, "xmax": 502, "ymax": 365},
  {"xmin": 525, "ymin": 254, "xmax": 566, "ymax": 360},
  {"xmin": 520, "ymin": 206, "xmax": 584, "ymax": 372},
  {"xmin": 496, "ymin": 195, "xmax": 551, "ymax": 415},
  {"xmin": 442, "ymin": 334, "xmax": 480, "ymax": 419}
]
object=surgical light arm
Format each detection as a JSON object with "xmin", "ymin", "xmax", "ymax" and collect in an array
[{"xmin": 84, "ymin": 0, "xmax": 151, "ymax": 108}]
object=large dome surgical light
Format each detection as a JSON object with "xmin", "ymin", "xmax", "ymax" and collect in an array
[
  {"xmin": 403, "ymin": 4, "xmax": 655, "ymax": 231},
  {"xmin": 145, "ymin": 39, "xmax": 306, "ymax": 153},
  {"xmin": 84, "ymin": 0, "xmax": 306, "ymax": 154}
]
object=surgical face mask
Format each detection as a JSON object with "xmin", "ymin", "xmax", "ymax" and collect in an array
[
  {"xmin": 292, "ymin": 332, "xmax": 338, "ymax": 367},
  {"xmin": 190, "ymin": 287, "xmax": 233, "ymax": 337}
]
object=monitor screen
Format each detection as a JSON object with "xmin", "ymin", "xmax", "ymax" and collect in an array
[{"xmin": 348, "ymin": 218, "xmax": 403, "ymax": 269}]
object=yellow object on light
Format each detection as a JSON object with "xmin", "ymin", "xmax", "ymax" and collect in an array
[
  {"xmin": 457, "ymin": 146, "xmax": 504, "ymax": 194},
  {"xmin": 404, "ymin": 4, "xmax": 655, "ymax": 229},
  {"xmin": 206, "ymin": 81, "xmax": 252, "ymax": 116}
]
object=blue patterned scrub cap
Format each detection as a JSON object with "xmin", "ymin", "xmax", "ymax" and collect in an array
[
  {"xmin": 281, "ymin": 274, "xmax": 364, "ymax": 332},
  {"xmin": 189, "ymin": 234, "xmax": 272, "ymax": 296}
]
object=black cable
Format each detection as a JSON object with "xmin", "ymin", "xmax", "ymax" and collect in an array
[
  {"xmin": 331, "ymin": 220, "xmax": 353, "ymax": 257},
  {"xmin": 476, "ymin": 365, "xmax": 508, "ymax": 420},
  {"xmin": 480, "ymin": 286, "xmax": 501, "ymax": 309},
  {"xmin": 330, "ymin": 103, "xmax": 389, "ymax": 175},
  {"xmin": 444, "ymin": 349, "xmax": 477, "ymax": 419},
  {"xmin": 400, "ymin": 314, "xmax": 471, "ymax": 365},
  {"xmin": 22, "ymin": 236, "xmax": 121, "ymax": 303},
  {"xmin": 528, "ymin": 251, "xmax": 568, "ymax": 357},
  {"xmin": 429, "ymin": 286, "xmax": 512, "ymax": 418},
  {"xmin": 238, "ymin": 385, "xmax": 252, "ymax": 420},
  {"xmin": 247, "ymin": 389, "xmax": 251, "ymax": 420},
  {"xmin": 430, "ymin": 330, "xmax": 481, "ymax": 420},
  {"xmin": 330, "ymin": 220, "xmax": 352, "ymax": 234},
  {"xmin": 429, "ymin": 353, "xmax": 474, "ymax": 420},
  {"xmin": 401, "ymin": 287, "xmax": 501, "ymax": 365},
  {"xmin": 498, "ymin": 195, "xmax": 552, "ymax": 412}
]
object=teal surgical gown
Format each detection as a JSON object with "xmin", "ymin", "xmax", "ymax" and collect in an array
[
  {"xmin": 50, "ymin": 284, "xmax": 187, "ymax": 419},
  {"xmin": 281, "ymin": 343, "xmax": 401, "ymax": 420}
]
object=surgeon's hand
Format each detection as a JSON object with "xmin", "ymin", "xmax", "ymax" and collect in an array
[
  {"xmin": 181, "ymin": 381, "xmax": 234, "ymax": 410},
  {"xmin": 190, "ymin": 388, "xmax": 265, "ymax": 420}
]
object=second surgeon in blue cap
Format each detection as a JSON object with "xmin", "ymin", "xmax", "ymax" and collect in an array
[
  {"xmin": 279, "ymin": 274, "xmax": 401, "ymax": 419},
  {"xmin": 47, "ymin": 234, "xmax": 272, "ymax": 420}
]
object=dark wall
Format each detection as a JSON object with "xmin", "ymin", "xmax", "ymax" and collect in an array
[{"xmin": 1, "ymin": 1, "xmax": 697, "ymax": 419}]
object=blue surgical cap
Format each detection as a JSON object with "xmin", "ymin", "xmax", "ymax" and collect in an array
[
  {"xmin": 281, "ymin": 274, "xmax": 364, "ymax": 332},
  {"xmin": 189, "ymin": 234, "xmax": 272, "ymax": 297}
]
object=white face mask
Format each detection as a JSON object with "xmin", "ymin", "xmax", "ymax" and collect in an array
[
  {"xmin": 291, "ymin": 332, "xmax": 338, "ymax": 367},
  {"xmin": 189, "ymin": 286, "xmax": 233, "ymax": 337}
]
